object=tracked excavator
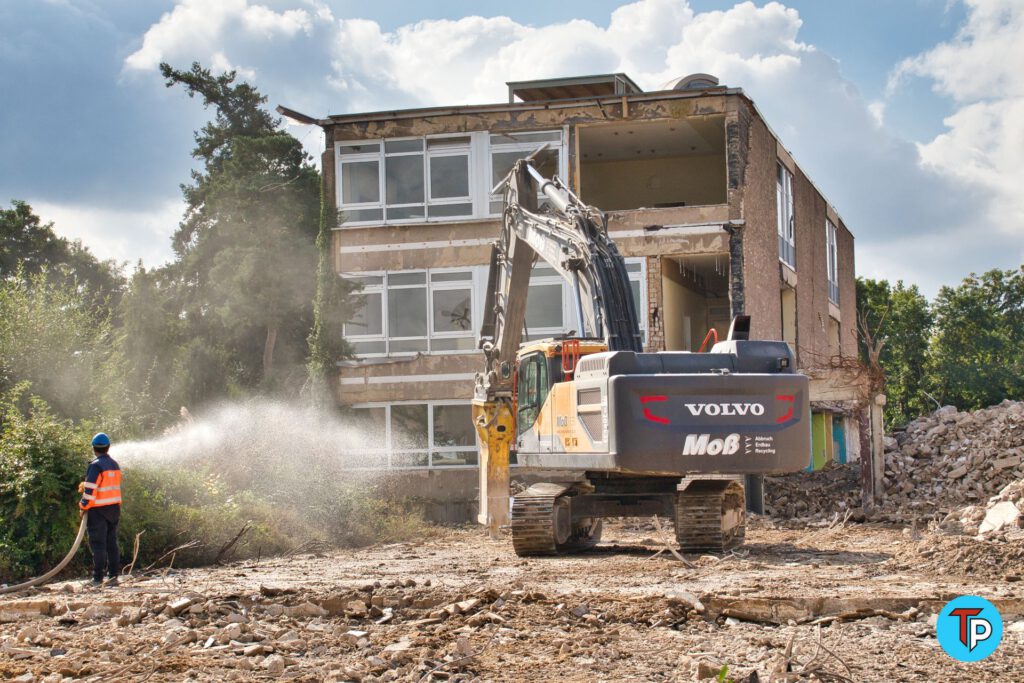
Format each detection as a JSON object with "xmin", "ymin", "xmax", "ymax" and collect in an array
[{"xmin": 472, "ymin": 155, "xmax": 811, "ymax": 556}]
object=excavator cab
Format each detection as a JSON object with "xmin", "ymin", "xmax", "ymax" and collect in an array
[{"xmin": 513, "ymin": 339, "xmax": 608, "ymax": 452}]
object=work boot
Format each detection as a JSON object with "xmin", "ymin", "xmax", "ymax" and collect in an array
[
  {"xmin": 105, "ymin": 576, "xmax": 119, "ymax": 587},
  {"xmin": 89, "ymin": 578, "xmax": 103, "ymax": 588}
]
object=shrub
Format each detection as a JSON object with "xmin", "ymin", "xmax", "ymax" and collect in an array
[
  {"xmin": 116, "ymin": 464, "xmax": 434, "ymax": 569},
  {"xmin": 0, "ymin": 385, "xmax": 89, "ymax": 583}
]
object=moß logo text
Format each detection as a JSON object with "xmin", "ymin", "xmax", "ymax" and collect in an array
[{"xmin": 682, "ymin": 433, "xmax": 741, "ymax": 456}]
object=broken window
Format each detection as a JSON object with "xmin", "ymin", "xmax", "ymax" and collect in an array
[
  {"xmin": 826, "ymin": 219, "xmax": 839, "ymax": 304},
  {"xmin": 777, "ymin": 163, "xmax": 795, "ymax": 268},
  {"xmin": 343, "ymin": 269, "xmax": 476, "ymax": 355},
  {"xmin": 346, "ymin": 402, "xmax": 479, "ymax": 469}
]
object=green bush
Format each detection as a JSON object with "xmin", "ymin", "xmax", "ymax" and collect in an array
[
  {"xmin": 116, "ymin": 464, "xmax": 434, "ymax": 569},
  {"xmin": 0, "ymin": 385, "xmax": 88, "ymax": 583}
]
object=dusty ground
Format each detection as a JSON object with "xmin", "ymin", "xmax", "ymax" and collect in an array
[{"xmin": 2, "ymin": 519, "xmax": 1023, "ymax": 682}]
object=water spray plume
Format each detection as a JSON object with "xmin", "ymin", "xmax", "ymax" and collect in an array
[{"xmin": 108, "ymin": 400, "xmax": 431, "ymax": 565}]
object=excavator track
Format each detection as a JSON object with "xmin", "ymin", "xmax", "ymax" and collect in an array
[
  {"xmin": 674, "ymin": 480, "xmax": 746, "ymax": 553},
  {"xmin": 511, "ymin": 483, "xmax": 602, "ymax": 557}
]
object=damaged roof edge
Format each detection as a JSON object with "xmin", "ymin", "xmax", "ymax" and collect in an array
[
  {"xmin": 301, "ymin": 86, "xmax": 744, "ymax": 126},
  {"xmin": 275, "ymin": 105, "xmax": 318, "ymax": 125}
]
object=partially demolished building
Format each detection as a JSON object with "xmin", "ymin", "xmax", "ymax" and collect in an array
[{"xmin": 285, "ymin": 73, "xmax": 865, "ymax": 519}]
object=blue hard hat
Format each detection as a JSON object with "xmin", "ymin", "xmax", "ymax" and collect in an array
[{"xmin": 91, "ymin": 432, "xmax": 111, "ymax": 448}]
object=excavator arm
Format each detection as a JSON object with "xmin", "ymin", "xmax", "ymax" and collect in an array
[{"xmin": 473, "ymin": 157, "xmax": 643, "ymax": 535}]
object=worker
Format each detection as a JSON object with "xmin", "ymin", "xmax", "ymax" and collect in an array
[{"xmin": 79, "ymin": 432, "xmax": 122, "ymax": 587}]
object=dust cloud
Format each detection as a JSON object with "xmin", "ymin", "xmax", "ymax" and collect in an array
[{"xmin": 110, "ymin": 400, "xmax": 393, "ymax": 504}]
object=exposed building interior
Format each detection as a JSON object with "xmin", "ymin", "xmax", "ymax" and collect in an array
[
  {"xmin": 659, "ymin": 253, "xmax": 731, "ymax": 351},
  {"xmin": 577, "ymin": 117, "xmax": 727, "ymax": 211}
]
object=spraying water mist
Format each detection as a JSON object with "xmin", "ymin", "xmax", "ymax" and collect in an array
[{"xmin": 109, "ymin": 400, "xmax": 432, "ymax": 564}]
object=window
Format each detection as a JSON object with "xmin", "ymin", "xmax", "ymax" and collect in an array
[
  {"xmin": 517, "ymin": 353, "xmax": 549, "ymax": 428},
  {"xmin": 344, "ymin": 269, "xmax": 476, "ymax": 356},
  {"xmin": 777, "ymin": 163, "xmax": 795, "ymax": 268},
  {"xmin": 337, "ymin": 135, "xmax": 474, "ymax": 224},
  {"xmin": 336, "ymin": 130, "xmax": 566, "ymax": 225},
  {"xmin": 488, "ymin": 131, "xmax": 564, "ymax": 215},
  {"xmin": 347, "ymin": 402, "xmax": 478, "ymax": 468},
  {"xmin": 524, "ymin": 259, "xmax": 647, "ymax": 341},
  {"xmin": 826, "ymin": 219, "xmax": 839, "ymax": 304}
]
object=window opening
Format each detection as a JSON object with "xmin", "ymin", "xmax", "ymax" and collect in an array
[
  {"xmin": 777, "ymin": 163, "xmax": 795, "ymax": 268},
  {"xmin": 826, "ymin": 219, "xmax": 839, "ymax": 304}
]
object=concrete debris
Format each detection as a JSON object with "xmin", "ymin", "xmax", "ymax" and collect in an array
[
  {"xmin": 168, "ymin": 597, "xmax": 194, "ymax": 615},
  {"xmin": 284, "ymin": 601, "xmax": 327, "ymax": 618},
  {"xmin": 263, "ymin": 653, "xmax": 286, "ymax": 675},
  {"xmin": 879, "ymin": 400, "xmax": 1024, "ymax": 533},
  {"xmin": 767, "ymin": 400, "xmax": 1024, "ymax": 536},
  {"xmin": 979, "ymin": 500, "xmax": 1022, "ymax": 535}
]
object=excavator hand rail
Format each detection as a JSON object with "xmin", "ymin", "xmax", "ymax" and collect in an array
[{"xmin": 698, "ymin": 327, "xmax": 719, "ymax": 353}]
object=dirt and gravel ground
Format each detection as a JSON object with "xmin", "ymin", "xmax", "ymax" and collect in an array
[{"xmin": 2, "ymin": 519, "xmax": 1022, "ymax": 682}]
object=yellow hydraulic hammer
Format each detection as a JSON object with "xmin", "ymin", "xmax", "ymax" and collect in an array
[{"xmin": 472, "ymin": 398, "xmax": 515, "ymax": 538}]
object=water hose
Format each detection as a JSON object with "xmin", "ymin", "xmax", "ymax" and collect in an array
[{"xmin": 0, "ymin": 516, "xmax": 87, "ymax": 595}]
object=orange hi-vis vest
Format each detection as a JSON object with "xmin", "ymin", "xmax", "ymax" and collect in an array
[{"xmin": 80, "ymin": 468, "xmax": 122, "ymax": 510}]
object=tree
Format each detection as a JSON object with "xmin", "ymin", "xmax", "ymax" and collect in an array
[
  {"xmin": 160, "ymin": 62, "xmax": 321, "ymax": 390},
  {"xmin": 856, "ymin": 277, "xmax": 932, "ymax": 426},
  {"xmin": 0, "ymin": 200, "xmax": 124, "ymax": 310},
  {"xmin": 0, "ymin": 271, "xmax": 111, "ymax": 421},
  {"xmin": 928, "ymin": 267, "xmax": 1024, "ymax": 410}
]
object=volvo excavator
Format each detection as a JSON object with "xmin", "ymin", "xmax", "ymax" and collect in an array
[{"xmin": 472, "ymin": 154, "xmax": 811, "ymax": 556}]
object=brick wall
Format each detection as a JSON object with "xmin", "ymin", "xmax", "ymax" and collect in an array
[{"xmin": 645, "ymin": 255, "xmax": 665, "ymax": 352}]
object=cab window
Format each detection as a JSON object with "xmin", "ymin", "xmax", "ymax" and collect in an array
[{"xmin": 517, "ymin": 353, "xmax": 549, "ymax": 427}]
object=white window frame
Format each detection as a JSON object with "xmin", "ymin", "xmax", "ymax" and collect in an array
[
  {"xmin": 523, "ymin": 258, "xmax": 647, "ymax": 342},
  {"xmin": 346, "ymin": 401, "xmax": 479, "ymax": 470},
  {"xmin": 343, "ymin": 268, "xmax": 477, "ymax": 357},
  {"xmin": 382, "ymin": 137, "xmax": 426, "ymax": 222},
  {"xmin": 425, "ymin": 136, "xmax": 474, "ymax": 219},
  {"xmin": 826, "ymin": 218, "xmax": 839, "ymax": 305},
  {"xmin": 335, "ymin": 130, "xmax": 568, "ymax": 227},
  {"xmin": 777, "ymin": 162, "xmax": 795, "ymax": 268},
  {"xmin": 337, "ymin": 142, "xmax": 385, "ymax": 223},
  {"xmin": 487, "ymin": 129, "xmax": 568, "ymax": 217}
]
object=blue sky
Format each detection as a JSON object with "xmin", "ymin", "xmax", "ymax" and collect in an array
[{"xmin": 1, "ymin": 0, "xmax": 1021, "ymax": 296}]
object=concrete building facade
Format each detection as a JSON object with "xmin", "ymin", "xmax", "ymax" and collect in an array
[{"xmin": 288, "ymin": 73, "xmax": 867, "ymax": 519}]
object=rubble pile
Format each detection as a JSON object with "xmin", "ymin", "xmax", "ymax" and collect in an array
[
  {"xmin": 765, "ymin": 400, "xmax": 1024, "ymax": 535},
  {"xmin": 878, "ymin": 400, "xmax": 1024, "ymax": 534},
  {"xmin": 763, "ymin": 464, "xmax": 862, "ymax": 520}
]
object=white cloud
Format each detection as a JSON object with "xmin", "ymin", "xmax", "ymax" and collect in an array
[
  {"xmin": 119, "ymin": 0, "xmax": 1020, "ymax": 294},
  {"xmin": 893, "ymin": 0, "xmax": 1024, "ymax": 231},
  {"xmin": 31, "ymin": 198, "xmax": 184, "ymax": 268},
  {"xmin": 123, "ymin": 0, "xmax": 313, "ymax": 73}
]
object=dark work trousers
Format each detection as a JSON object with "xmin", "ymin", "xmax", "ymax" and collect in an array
[{"xmin": 86, "ymin": 505, "xmax": 121, "ymax": 581}]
